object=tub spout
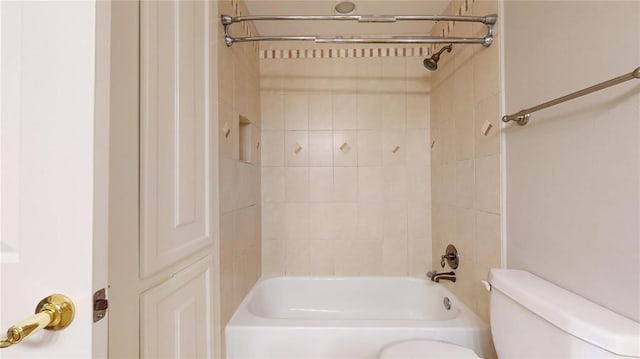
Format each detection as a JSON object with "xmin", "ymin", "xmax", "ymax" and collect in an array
[{"xmin": 427, "ymin": 271, "xmax": 456, "ymax": 283}]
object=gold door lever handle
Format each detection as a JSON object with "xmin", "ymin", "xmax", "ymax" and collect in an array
[{"xmin": 0, "ymin": 294, "xmax": 75, "ymax": 349}]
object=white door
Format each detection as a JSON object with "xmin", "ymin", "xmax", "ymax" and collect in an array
[{"xmin": 0, "ymin": 1, "xmax": 110, "ymax": 357}]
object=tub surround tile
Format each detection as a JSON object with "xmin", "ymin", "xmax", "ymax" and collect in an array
[
  {"xmin": 357, "ymin": 131, "xmax": 383, "ymax": 166},
  {"xmin": 308, "ymin": 94, "xmax": 333, "ymax": 130},
  {"xmin": 261, "ymin": 130, "xmax": 284, "ymax": 166},
  {"xmin": 332, "ymin": 94, "xmax": 357, "ymax": 130},
  {"xmin": 382, "ymin": 240, "xmax": 409, "ymax": 275},
  {"xmin": 309, "ymin": 131, "xmax": 333, "ymax": 166},
  {"xmin": 261, "ymin": 93, "xmax": 284, "ymax": 130},
  {"xmin": 284, "ymin": 94, "xmax": 309, "ymax": 130},
  {"xmin": 261, "ymin": 55, "xmax": 431, "ymax": 277},
  {"xmin": 430, "ymin": 0, "xmax": 501, "ymax": 326},
  {"xmin": 284, "ymin": 167, "xmax": 310, "ymax": 202},
  {"xmin": 285, "ymin": 131, "xmax": 309, "ymax": 167},
  {"xmin": 333, "ymin": 131, "xmax": 358, "ymax": 166},
  {"xmin": 217, "ymin": 8, "xmax": 263, "ymax": 353}
]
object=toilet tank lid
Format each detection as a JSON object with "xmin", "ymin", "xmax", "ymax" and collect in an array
[{"xmin": 489, "ymin": 269, "xmax": 640, "ymax": 357}]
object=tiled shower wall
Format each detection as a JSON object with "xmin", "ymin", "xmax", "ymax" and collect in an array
[
  {"xmin": 430, "ymin": 0, "xmax": 502, "ymax": 323},
  {"xmin": 217, "ymin": 0, "xmax": 262, "ymax": 329},
  {"xmin": 260, "ymin": 48, "xmax": 433, "ymax": 276}
]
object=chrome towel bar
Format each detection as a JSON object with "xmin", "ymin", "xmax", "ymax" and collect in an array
[{"xmin": 503, "ymin": 67, "xmax": 640, "ymax": 126}]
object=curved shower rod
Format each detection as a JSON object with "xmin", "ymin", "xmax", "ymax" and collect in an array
[{"xmin": 221, "ymin": 13, "xmax": 497, "ymax": 48}]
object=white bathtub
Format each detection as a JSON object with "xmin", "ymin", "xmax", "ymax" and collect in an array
[{"xmin": 226, "ymin": 277, "xmax": 493, "ymax": 358}]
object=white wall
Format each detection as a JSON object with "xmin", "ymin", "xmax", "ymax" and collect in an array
[{"xmin": 503, "ymin": 1, "xmax": 640, "ymax": 321}]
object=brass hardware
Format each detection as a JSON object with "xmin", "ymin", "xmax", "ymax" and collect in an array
[{"xmin": 0, "ymin": 294, "xmax": 75, "ymax": 349}]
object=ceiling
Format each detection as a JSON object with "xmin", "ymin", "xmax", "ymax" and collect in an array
[{"xmin": 242, "ymin": 1, "xmax": 451, "ymax": 37}]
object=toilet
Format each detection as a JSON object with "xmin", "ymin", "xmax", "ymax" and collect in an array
[{"xmin": 379, "ymin": 269, "xmax": 640, "ymax": 358}]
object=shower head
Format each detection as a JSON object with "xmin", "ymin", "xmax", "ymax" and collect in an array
[{"xmin": 423, "ymin": 44, "xmax": 453, "ymax": 71}]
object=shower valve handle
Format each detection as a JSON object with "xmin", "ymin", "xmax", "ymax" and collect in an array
[{"xmin": 440, "ymin": 253, "xmax": 456, "ymax": 268}]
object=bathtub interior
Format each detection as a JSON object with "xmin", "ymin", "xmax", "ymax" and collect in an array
[
  {"xmin": 226, "ymin": 277, "xmax": 494, "ymax": 359},
  {"xmin": 247, "ymin": 277, "xmax": 460, "ymax": 321}
]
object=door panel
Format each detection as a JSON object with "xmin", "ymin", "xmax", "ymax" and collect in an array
[
  {"xmin": 140, "ymin": 0, "xmax": 212, "ymax": 278},
  {"xmin": 0, "ymin": 1, "xmax": 109, "ymax": 357},
  {"xmin": 141, "ymin": 256, "xmax": 213, "ymax": 358}
]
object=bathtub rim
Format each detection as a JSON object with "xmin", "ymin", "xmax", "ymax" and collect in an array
[{"xmin": 227, "ymin": 275, "xmax": 490, "ymax": 330}]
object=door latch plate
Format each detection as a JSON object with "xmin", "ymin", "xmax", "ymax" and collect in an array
[{"xmin": 93, "ymin": 288, "xmax": 108, "ymax": 323}]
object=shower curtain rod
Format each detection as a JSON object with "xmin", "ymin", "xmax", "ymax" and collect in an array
[{"xmin": 221, "ymin": 14, "xmax": 497, "ymax": 47}]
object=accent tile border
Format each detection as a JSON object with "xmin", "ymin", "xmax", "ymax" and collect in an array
[{"xmin": 260, "ymin": 47, "xmax": 431, "ymax": 59}]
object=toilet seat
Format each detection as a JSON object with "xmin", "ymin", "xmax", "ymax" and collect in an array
[{"xmin": 378, "ymin": 340, "xmax": 481, "ymax": 358}]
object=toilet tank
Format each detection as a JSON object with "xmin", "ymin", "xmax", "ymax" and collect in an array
[{"xmin": 488, "ymin": 269, "xmax": 640, "ymax": 358}]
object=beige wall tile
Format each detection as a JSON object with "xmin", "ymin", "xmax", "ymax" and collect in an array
[
  {"xmin": 285, "ymin": 240, "xmax": 311, "ymax": 275},
  {"xmin": 219, "ymin": 99, "xmax": 235, "ymax": 159},
  {"xmin": 333, "ymin": 131, "xmax": 358, "ymax": 166},
  {"xmin": 261, "ymin": 130, "xmax": 284, "ymax": 166},
  {"xmin": 408, "ymin": 200, "xmax": 431, "ymax": 240},
  {"xmin": 309, "ymin": 203, "xmax": 333, "ymax": 241},
  {"xmin": 383, "ymin": 167, "xmax": 408, "ymax": 201},
  {"xmin": 309, "ymin": 167, "xmax": 334, "ymax": 202},
  {"xmin": 261, "ymin": 93, "xmax": 283, "ymax": 130},
  {"xmin": 358, "ymin": 166, "xmax": 384, "ymax": 202},
  {"xmin": 284, "ymin": 94, "xmax": 309, "ymax": 130},
  {"xmin": 283, "ymin": 203, "xmax": 309, "ymax": 240},
  {"xmin": 357, "ymin": 202, "xmax": 384, "ymax": 240},
  {"xmin": 357, "ymin": 94, "xmax": 383, "ymax": 129},
  {"xmin": 356, "ymin": 58, "xmax": 382, "ymax": 92},
  {"xmin": 331, "ymin": 58, "xmax": 358, "ymax": 92},
  {"xmin": 355, "ymin": 240, "xmax": 384, "ymax": 275},
  {"xmin": 309, "ymin": 94, "xmax": 333, "ymax": 130},
  {"xmin": 382, "ymin": 130, "xmax": 406, "ymax": 166},
  {"xmin": 333, "ymin": 240, "xmax": 359, "ymax": 276},
  {"xmin": 382, "ymin": 94, "xmax": 407, "ymax": 129},
  {"xmin": 406, "ymin": 60, "xmax": 431, "ymax": 94},
  {"xmin": 262, "ymin": 239, "xmax": 285, "ymax": 276},
  {"xmin": 262, "ymin": 167, "xmax": 284, "ymax": 203},
  {"xmin": 455, "ymin": 160, "xmax": 475, "ymax": 208},
  {"xmin": 407, "ymin": 94, "xmax": 430, "ymax": 129},
  {"xmin": 332, "ymin": 94, "xmax": 357, "ymax": 129},
  {"xmin": 357, "ymin": 130, "xmax": 383, "ymax": 166},
  {"xmin": 474, "ymin": 155, "xmax": 500, "ymax": 214},
  {"xmin": 381, "ymin": 57, "xmax": 406, "ymax": 93},
  {"xmin": 406, "ymin": 130, "xmax": 430, "ymax": 165},
  {"xmin": 220, "ymin": 159, "xmax": 235, "ymax": 214},
  {"xmin": 218, "ymin": 3, "xmax": 263, "ymax": 352},
  {"xmin": 383, "ymin": 201, "xmax": 408, "ymax": 240},
  {"xmin": 333, "ymin": 167, "xmax": 358, "ymax": 202},
  {"xmin": 284, "ymin": 131, "xmax": 309, "ymax": 166},
  {"xmin": 262, "ymin": 203, "xmax": 284, "ymax": 241},
  {"xmin": 408, "ymin": 239, "xmax": 432, "ymax": 276},
  {"xmin": 309, "ymin": 131, "xmax": 333, "ymax": 166},
  {"xmin": 474, "ymin": 93, "xmax": 500, "ymax": 157},
  {"xmin": 261, "ymin": 55, "xmax": 432, "ymax": 277},
  {"xmin": 408, "ymin": 165, "xmax": 431, "ymax": 201},
  {"xmin": 429, "ymin": 0, "xmax": 501, "ymax": 323},
  {"xmin": 284, "ymin": 167, "xmax": 309, "ymax": 202},
  {"xmin": 383, "ymin": 240, "xmax": 409, "ymax": 275},
  {"xmin": 308, "ymin": 240, "xmax": 335, "ymax": 275},
  {"xmin": 331, "ymin": 203, "xmax": 358, "ymax": 241},
  {"xmin": 454, "ymin": 109, "xmax": 474, "ymax": 161}
]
